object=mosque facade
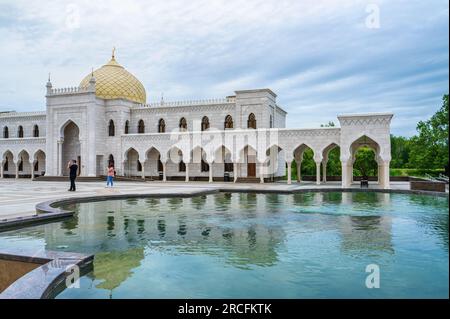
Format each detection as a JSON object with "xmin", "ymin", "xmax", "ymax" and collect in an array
[{"xmin": 0, "ymin": 52, "xmax": 393, "ymax": 188}]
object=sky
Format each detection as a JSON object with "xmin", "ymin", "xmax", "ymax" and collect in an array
[{"xmin": 0, "ymin": 0, "xmax": 448, "ymax": 136}]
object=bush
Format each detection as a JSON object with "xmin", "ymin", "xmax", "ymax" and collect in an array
[{"xmin": 389, "ymin": 168, "xmax": 445, "ymax": 177}]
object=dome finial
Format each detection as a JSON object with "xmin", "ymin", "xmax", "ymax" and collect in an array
[{"xmin": 112, "ymin": 47, "xmax": 116, "ymax": 60}]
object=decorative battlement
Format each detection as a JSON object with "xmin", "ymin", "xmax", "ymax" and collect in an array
[
  {"xmin": 48, "ymin": 86, "xmax": 91, "ymax": 96},
  {"xmin": 0, "ymin": 111, "xmax": 46, "ymax": 118},
  {"xmin": 138, "ymin": 96, "xmax": 236, "ymax": 108}
]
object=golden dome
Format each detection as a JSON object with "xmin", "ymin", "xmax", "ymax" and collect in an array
[{"xmin": 80, "ymin": 52, "xmax": 146, "ymax": 104}]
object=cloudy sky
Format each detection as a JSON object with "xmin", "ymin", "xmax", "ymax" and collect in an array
[{"xmin": 0, "ymin": 0, "xmax": 448, "ymax": 136}]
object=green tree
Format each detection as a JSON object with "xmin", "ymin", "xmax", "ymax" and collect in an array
[
  {"xmin": 409, "ymin": 94, "xmax": 449, "ymax": 169},
  {"xmin": 390, "ymin": 135, "xmax": 411, "ymax": 168},
  {"xmin": 353, "ymin": 147, "xmax": 378, "ymax": 177}
]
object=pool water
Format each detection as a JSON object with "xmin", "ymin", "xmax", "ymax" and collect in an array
[{"xmin": 0, "ymin": 192, "xmax": 448, "ymax": 298}]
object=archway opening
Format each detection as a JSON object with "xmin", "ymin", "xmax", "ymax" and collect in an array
[
  {"xmin": 17, "ymin": 150, "xmax": 31, "ymax": 178},
  {"xmin": 33, "ymin": 150, "xmax": 46, "ymax": 177},
  {"xmin": 321, "ymin": 143, "xmax": 341, "ymax": 183},
  {"xmin": 350, "ymin": 136, "xmax": 380, "ymax": 184},
  {"xmin": 124, "ymin": 148, "xmax": 140, "ymax": 177},
  {"xmin": 2, "ymin": 151, "xmax": 15, "ymax": 178},
  {"xmin": 144, "ymin": 147, "xmax": 162, "ymax": 180},
  {"xmin": 292, "ymin": 144, "xmax": 316, "ymax": 183},
  {"xmin": 62, "ymin": 121, "xmax": 81, "ymax": 176}
]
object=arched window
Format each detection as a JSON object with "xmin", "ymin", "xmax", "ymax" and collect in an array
[
  {"xmin": 18, "ymin": 126, "xmax": 24, "ymax": 138},
  {"xmin": 179, "ymin": 117, "xmax": 187, "ymax": 131},
  {"xmin": 247, "ymin": 113, "xmax": 256, "ymax": 129},
  {"xmin": 33, "ymin": 125, "xmax": 39, "ymax": 137},
  {"xmin": 108, "ymin": 154, "xmax": 115, "ymax": 167},
  {"xmin": 158, "ymin": 119, "xmax": 166, "ymax": 133},
  {"xmin": 3, "ymin": 126, "xmax": 8, "ymax": 138},
  {"xmin": 201, "ymin": 116, "xmax": 210, "ymax": 131},
  {"xmin": 138, "ymin": 120, "xmax": 145, "ymax": 134},
  {"xmin": 108, "ymin": 120, "xmax": 115, "ymax": 136},
  {"xmin": 224, "ymin": 115, "xmax": 233, "ymax": 129},
  {"xmin": 269, "ymin": 115, "xmax": 273, "ymax": 128},
  {"xmin": 124, "ymin": 120, "xmax": 129, "ymax": 134}
]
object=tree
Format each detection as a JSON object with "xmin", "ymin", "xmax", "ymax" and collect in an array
[
  {"xmin": 353, "ymin": 147, "xmax": 378, "ymax": 177},
  {"xmin": 409, "ymin": 95, "xmax": 449, "ymax": 169},
  {"xmin": 390, "ymin": 135, "xmax": 411, "ymax": 168}
]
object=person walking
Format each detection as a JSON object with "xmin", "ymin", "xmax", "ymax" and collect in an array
[
  {"xmin": 106, "ymin": 163, "xmax": 115, "ymax": 188},
  {"xmin": 67, "ymin": 160, "xmax": 78, "ymax": 191}
]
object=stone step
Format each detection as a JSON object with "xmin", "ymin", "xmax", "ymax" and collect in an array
[
  {"xmin": 236, "ymin": 177, "xmax": 261, "ymax": 183},
  {"xmin": 34, "ymin": 176, "xmax": 104, "ymax": 182}
]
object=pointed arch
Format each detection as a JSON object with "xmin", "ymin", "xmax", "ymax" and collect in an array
[
  {"xmin": 138, "ymin": 119, "xmax": 145, "ymax": 134},
  {"xmin": 158, "ymin": 118, "xmax": 166, "ymax": 133},
  {"xmin": 33, "ymin": 124, "xmax": 39, "ymax": 137},
  {"xmin": 3, "ymin": 126, "xmax": 9, "ymax": 138},
  {"xmin": 17, "ymin": 125, "xmax": 24, "ymax": 138},
  {"xmin": 247, "ymin": 113, "xmax": 256, "ymax": 129},
  {"xmin": 224, "ymin": 115, "xmax": 233, "ymax": 129}
]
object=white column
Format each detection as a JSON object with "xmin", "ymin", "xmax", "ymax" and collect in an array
[
  {"xmin": 233, "ymin": 163, "xmax": 238, "ymax": 183},
  {"xmin": 141, "ymin": 164, "xmax": 145, "ymax": 180},
  {"xmin": 30, "ymin": 161, "xmax": 35, "ymax": 180},
  {"xmin": 15, "ymin": 161, "xmax": 19, "ymax": 179},
  {"xmin": 341, "ymin": 160, "xmax": 351, "ymax": 188},
  {"xmin": 260, "ymin": 163, "xmax": 264, "ymax": 184},
  {"xmin": 0, "ymin": 161, "xmax": 3, "ymax": 178},
  {"xmin": 162, "ymin": 162, "xmax": 167, "ymax": 182},
  {"xmin": 380, "ymin": 161, "xmax": 390, "ymax": 189},
  {"xmin": 322, "ymin": 160, "xmax": 327, "ymax": 183},
  {"xmin": 209, "ymin": 163, "xmax": 213, "ymax": 183},
  {"xmin": 287, "ymin": 161, "xmax": 292, "ymax": 185},
  {"xmin": 185, "ymin": 163, "xmax": 189, "ymax": 182},
  {"xmin": 121, "ymin": 161, "xmax": 126, "ymax": 177},
  {"xmin": 57, "ymin": 140, "xmax": 63, "ymax": 176},
  {"xmin": 315, "ymin": 161, "xmax": 321, "ymax": 185}
]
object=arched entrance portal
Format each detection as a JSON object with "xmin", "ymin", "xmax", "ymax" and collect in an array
[{"xmin": 62, "ymin": 121, "xmax": 81, "ymax": 176}]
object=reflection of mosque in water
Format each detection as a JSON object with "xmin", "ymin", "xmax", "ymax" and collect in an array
[{"xmin": 41, "ymin": 192, "xmax": 395, "ymax": 293}]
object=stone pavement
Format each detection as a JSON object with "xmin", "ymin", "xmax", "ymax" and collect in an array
[{"xmin": 0, "ymin": 178, "xmax": 414, "ymax": 220}]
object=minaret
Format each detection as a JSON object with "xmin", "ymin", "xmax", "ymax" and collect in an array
[
  {"xmin": 46, "ymin": 73, "xmax": 52, "ymax": 95},
  {"xmin": 88, "ymin": 67, "xmax": 96, "ymax": 92}
]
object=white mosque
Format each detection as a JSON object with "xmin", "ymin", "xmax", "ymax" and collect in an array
[{"xmin": 0, "ymin": 51, "xmax": 393, "ymax": 188}]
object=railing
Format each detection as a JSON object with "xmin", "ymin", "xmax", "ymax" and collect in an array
[
  {"xmin": 139, "ymin": 97, "xmax": 235, "ymax": 108},
  {"xmin": 49, "ymin": 87, "xmax": 89, "ymax": 95}
]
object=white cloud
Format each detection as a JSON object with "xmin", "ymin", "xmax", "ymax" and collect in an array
[{"xmin": 0, "ymin": 0, "xmax": 448, "ymax": 136}]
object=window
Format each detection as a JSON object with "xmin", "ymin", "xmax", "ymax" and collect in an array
[
  {"xmin": 34, "ymin": 161, "xmax": 39, "ymax": 172},
  {"xmin": 3, "ymin": 158, "xmax": 8, "ymax": 171},
  {"xmin": 179, "ymin": 161, "xmax": 186, "ymax": 172},
  {"xmin": 18, "ymin": 158, "xmax": 23, "ymax": 171},
  {"xmin": 247, "ymin": 113, "xmax": 256, "ymax": 129},
  {"xmin": 3, "ymin": 126, "xmax": 8, "ymax": 138},
  {"xmin": 18, "ymin": 126, "xmax": 24, "ymax": 138},
  {"xmin": 224, "ymin": 115, "xmax": 233, "ymax": 129},
  {"xmin": 138, "ymin": 120, "xmax": 145, "ymax": 134},
  {"xmin": 179, "ymin": 117, "xmax": 187, "ymax": 131},
  {"xmin": 201, "ymin": 116, "xmax": 210, "ymax": 131},
  {"xmin": 158, "ymin": 119, "xmax": 166, "ymax": 133},
  {"xmin": 201, "ymin": 159, "xmax": 209, "ymax": 172},
  {"xmin": 270, "ymin": 115, "xmax": 273, "ymax": 128},
  {"xmin": 33, "ymin": 125, "xmax": 39, "ymax": 137},
  {"xmin": 124, "ymin": 120, "xmax": 129, "ymax": 134},
  {"xmin": 108, "ymin": 120, "xmax": 115, "ymax": 136},
  {"xmin": 137, "ymin": 160, "xmax": 142, "ymax": 172}
]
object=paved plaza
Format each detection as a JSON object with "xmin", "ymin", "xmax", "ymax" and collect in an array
[{"xmin": 0, "ymin": 179, "xmax": 415, "ymax": 221}]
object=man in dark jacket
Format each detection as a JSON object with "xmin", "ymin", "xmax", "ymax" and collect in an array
[{"xmin": 68, "ymin": 160, "xmax": 78, "ymax": 191}]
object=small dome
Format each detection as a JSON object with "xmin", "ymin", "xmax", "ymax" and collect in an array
[{"xmin": 80, "ymin": 52, "xmax": 146, "ymax": 104}]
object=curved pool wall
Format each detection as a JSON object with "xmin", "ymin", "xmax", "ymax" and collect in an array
[{"xmin": 0, "ymin": 190, "xmax": 448, "ymax": 299}]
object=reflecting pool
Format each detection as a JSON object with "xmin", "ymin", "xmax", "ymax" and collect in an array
[{"xmin": 0, "ymin": 192, "xmax": 448, "ymax": 298}]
